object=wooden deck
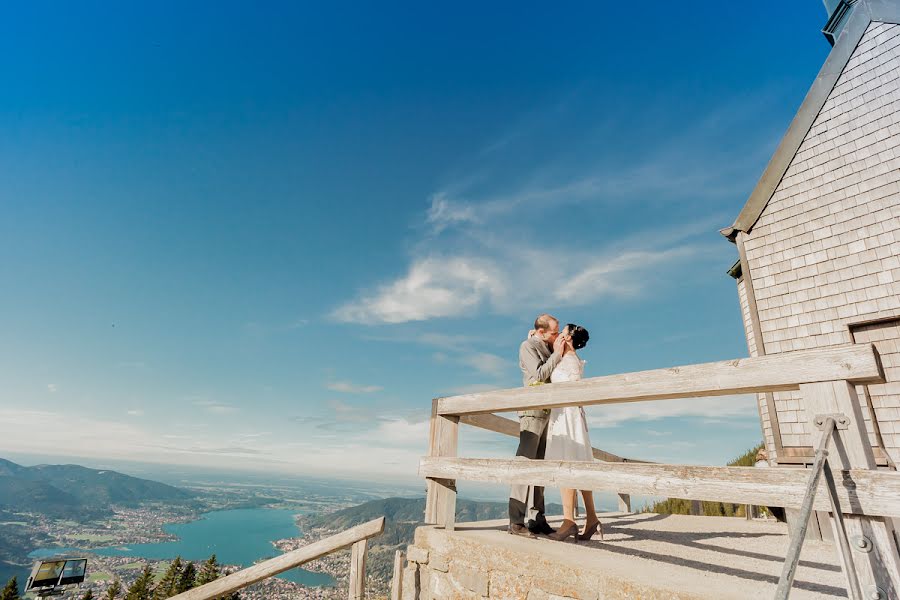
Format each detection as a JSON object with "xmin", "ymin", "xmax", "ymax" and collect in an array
[{"xmin": 404, "ymin": 513, "xmax": 849, "ymax": 599}]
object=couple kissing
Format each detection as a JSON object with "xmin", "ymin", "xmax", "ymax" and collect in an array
[{"xmin": 508, "ymin": 313, "xmax": 601, "ymax": 543}]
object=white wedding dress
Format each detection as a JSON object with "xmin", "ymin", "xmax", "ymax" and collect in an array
[{"xmin": 544, "ymin": 352, "xmax": 593, "ymax": 462}]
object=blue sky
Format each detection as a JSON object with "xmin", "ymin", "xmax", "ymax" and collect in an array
[{"xmin": 0, "ymin": 1, "xmax": 833, "ymax": 482}]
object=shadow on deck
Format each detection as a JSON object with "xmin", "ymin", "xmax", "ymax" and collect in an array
[{"xmin": 401, "ymin": 512, "xmax": 848, "ymax": 599}]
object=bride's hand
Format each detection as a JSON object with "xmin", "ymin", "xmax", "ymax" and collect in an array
[{"xmin": 552, "ymin": 334, "xmax": 565, "ymax": 355}]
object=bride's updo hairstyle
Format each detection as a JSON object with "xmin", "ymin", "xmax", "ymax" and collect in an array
[{"xmin": 565, "ymin": 324, "xmax": 590, "ymax": 350}]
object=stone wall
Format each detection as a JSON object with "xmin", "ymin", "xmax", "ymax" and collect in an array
[
  {"xmin": 740, "ymin": 20, "xmax": 900, "ymax": 461},
  {"xmin": 400, "ymin": 526, "xmax": 705, "ymax": 600}
]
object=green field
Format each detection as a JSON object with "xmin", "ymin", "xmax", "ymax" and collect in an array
[{"xmin": 88, "ymin": 571, "xmax": 113, "ymax": 582}]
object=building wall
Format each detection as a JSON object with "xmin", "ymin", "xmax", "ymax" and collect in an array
[{"xmin": 741, "ymin": 21, "xmax": 900, "ymax": 460}]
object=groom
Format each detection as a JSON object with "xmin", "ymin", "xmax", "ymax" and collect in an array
[{"xmin": 509, "ymin": 313, "xmax": 568, "ymax": 537}]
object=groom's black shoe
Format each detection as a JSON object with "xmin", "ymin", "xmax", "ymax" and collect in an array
[
  {"xmin": 509, "ymin": 523, "xmax": 535, "ymax": 538},
  {"xmin": 528, "ymin": 517, "xmax": 556, "ymax": 536}
]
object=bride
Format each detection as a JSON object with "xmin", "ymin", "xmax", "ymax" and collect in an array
[{"xmin": 544, "ymin": 324, "xmax": 602, "ymax": 542}]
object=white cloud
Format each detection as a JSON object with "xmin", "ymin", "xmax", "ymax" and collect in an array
[
  {"xmin": 333, "ymin": 239, "xmax": 705, "ymax": 325},
  {"xmin": 326, "ymin": 381, "xmax": 383, "ymax": 394},
  {"xmin": 192, "ymin": 399, "xmax": 239, "ymax": 414},
  {"xmin": 331, "ymin": 87, "xmax": 783, "ymax": 327},
  {"xmin": 459, "ymin": 352, "xmax": 509, "ymax": 377},
  {"xmin": 47, "ymin": 384, "xmax": 57, "ymax": 393},
  {"xmin": 426, "ymin": 193, "xmax": 481, "ymax": 233},
  {"xmin": 332, "ymin": 257, "xmax": 507, "ymax": 324},
  {"xmin": 585, "ymin": 395, "xmax": 759, "ymax": 429},
  {"xmin": 556, "ymin": 247, "xmax": 701, "ymax": 302},
  {"xmin": 127, "ymin": 409, "xmax": 144, "ymax": 417}
]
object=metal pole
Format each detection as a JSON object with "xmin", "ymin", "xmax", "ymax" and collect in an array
[
  {"xmin": 822, "ymin": 463, "xmax": 864, "ymax": 600},
  {"xmin": 774, "ymin": 417, "xmax": 835, "ymax": 600}
]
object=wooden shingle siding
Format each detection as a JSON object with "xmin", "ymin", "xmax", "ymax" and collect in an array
[{"xmin": 742, "ymin": 21, "xmax": 900, "ymax": 458}]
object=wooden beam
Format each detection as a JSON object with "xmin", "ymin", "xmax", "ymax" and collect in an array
[
  {"xmin": 167, "ymin": 518, "xmax": 385, "ymax": 600},
  {"xmin": 425, "ymin": 399, "xmax": 459, "ymax": 529},
  {"xmin": 418, "ymin": 457, "xmax": 900, "ymax": 518},
  {"xmin": 348, "ymin": 539, "xmax": 367, "ymax": 600},
  {"xmin": 437, "ymin": 345, "xmax": 884, "ymax": 416},
  {"xmin": 390, "ymin": 550, "xmax": 404, "ymax": 600},
  {"xmin": 775, "ymin": 445, "xmax": 890, "ymax": 466},
  {"xmin": 800, "ymin": 381, "xmax": 900, "ymax": 596},
  {"xmin": 459, "ymin": 413, "xmax": 651, "ymax": 463},
  {"xmin": 736, "ymin": 232, "xmax": 786, "ymax": 460}
]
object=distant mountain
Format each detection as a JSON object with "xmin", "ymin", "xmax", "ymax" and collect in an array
[
  {"xmin": 302, "ymin": 497, "xmax": 563, "ymax": 585},
  {"xmin": 0, "ymin": 458, "xmax": 195, "ymax": 521},
  {"xmin": 305, "ymin": 496, "xmax": 562, "ymax": 531}
]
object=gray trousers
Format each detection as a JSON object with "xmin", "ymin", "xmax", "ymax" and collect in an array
[{"xmin": 508, "ymin": 414, "xmax": 549, "ymax": 526}]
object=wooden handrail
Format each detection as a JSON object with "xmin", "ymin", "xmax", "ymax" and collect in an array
[
  {"xmin": 167, "ymin": 517, "xmax": 385, "ymax": 600},
  {"xmin": 459, "ymin": 413, "xmax": 652, "ymax": 463},
  {"xmin": 419, "ymin": 457, "xmax": 900, "ymax": 518},
  {"xmin": 437, "ymin": 345, "xmax": 884, "ymax": 416}
]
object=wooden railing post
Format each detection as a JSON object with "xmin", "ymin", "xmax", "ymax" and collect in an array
[
  {"xmin": 617, "ymin": 493, "xmax": 631, "ymax": 513},
  {"xmin": 390, "ymin": 550, "xmax": 404, "ymax": 600},
  {"xmin": 799, "ymin": 380, "xmax": 900, "ymax": 598},
  {"xmin": 425, "ymin": 398, "xmax": 459, "ymax": 530},
  {"xmin": 348, "ymin": 539, "xmax": 367, "ymax": 600}
]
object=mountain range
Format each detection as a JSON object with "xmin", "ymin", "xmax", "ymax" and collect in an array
[
  {"xmin": 0, "ymin": 458, "xmax": 194, "ymax": 520},
  {"xmin": 301, "ymin": 496, "xmax": 564, "ymax": 583}
]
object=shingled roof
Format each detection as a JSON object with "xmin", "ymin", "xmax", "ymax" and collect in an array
[{"xmin": 721, "ymin": 0, "xmax": 900, "ymax": 242}]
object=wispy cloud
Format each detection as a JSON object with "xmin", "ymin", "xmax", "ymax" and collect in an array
[
  {"xmin": 585, "ymin": 395, "xmax": 758, "ymax": 428},
  {"xmin": 334, "ymin": 238, "xmax": 711, "ymax": 325},
  {"xmin": 332, "ymin": 86, "xmax": 783, "ymax": 327},
  {"xmin": 47, "ymin": 384, "xmax": 58, "ymax": 393},
  {"xmin": 332, "ymin": 257, "xmax": 508, "ymax": 324},
  {"xmin": 192, "ymin": 399, "xmax": 239, "ymax": 414},
  {"xmin": 458, "ymin": 352, "xmax": 509, "ymax": 377},
  {"xmin": 326, "ymin": 381, "xmax": 383, "ymax": 394},
  {"xmin": 127, "ymin": 409, "xmax": 144, "ymax": 417}
]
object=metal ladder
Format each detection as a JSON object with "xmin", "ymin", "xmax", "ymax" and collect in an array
[{"xmin": 775, "ymin": 414, "xmax": 865, "ymax": 600}]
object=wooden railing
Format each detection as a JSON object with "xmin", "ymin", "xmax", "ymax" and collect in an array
[
  {"xmin": 168, "ymin": 518, "xmax": 384, "ymax": 600},
  {"xmin": 459, "ymin": 412, "xmax": 649, "ymax": 511},
  {"xmin": 419, "ymin": 344, "xmax": 900, "ymax": 597}
]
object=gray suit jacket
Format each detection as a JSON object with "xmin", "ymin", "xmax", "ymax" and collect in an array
[{"xmin": 518, "ymin": 336, "xmax": 562, "ymax": 418}]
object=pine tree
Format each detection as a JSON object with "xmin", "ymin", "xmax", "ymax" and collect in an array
[
  {"xmin": 125, "ymin": 566, "xmax": 155, "ymax": 600},
  {"xmin": 194, "ymin": 556, "xmax": 239, "ymax": 600},
  {"xmin": 106, "ymin": 580, "xmax": 122, "ymax": 600},
  {"xmin": 152, "ymin": 557, "xmax": 183, "ymax": 600},
  {"xmin": 81, "ymin": 591, "xmax": 95, "ymax": 600},
  {"xmin": 0, "ymin": 577, "xmax": 19, "ymax": 600},
  {"xmin": 175, "ymin": 562, "xmax": 196, "ymax": 594},
  {"xmin": 195, "ymin": 555, "xmax": 220, "ymax": 587}
]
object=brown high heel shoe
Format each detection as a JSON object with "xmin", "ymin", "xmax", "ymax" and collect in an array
[
  {"xmin": 548, "ymin": 521, "xmax": 579, "ymax": 542},
  {"xmin": 578, "ymin": 520, "xmax": 603, "ymax": 541}
]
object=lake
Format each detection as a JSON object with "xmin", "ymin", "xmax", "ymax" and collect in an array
[{"xmin": 30, "ymin": 508, "xmax": 334, "ymax": 588}]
